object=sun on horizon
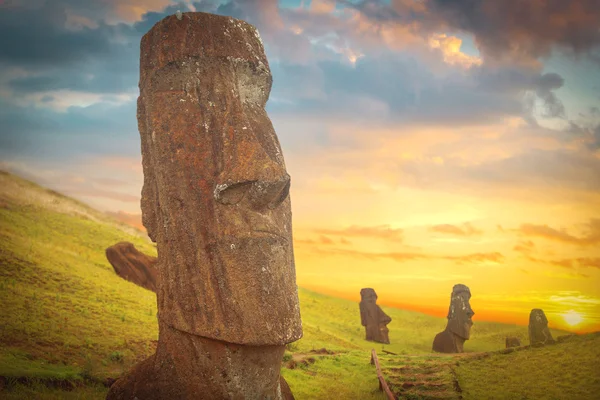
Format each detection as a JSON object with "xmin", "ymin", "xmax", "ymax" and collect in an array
[{"xmin": 562, "ymin": 310, "xmax": 584, "ymax": 327}]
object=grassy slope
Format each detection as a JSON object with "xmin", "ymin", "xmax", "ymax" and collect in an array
[
  {"xmin": 0, "ymin": 171, "xmax": 585, "ymax": 399},
  {"xmin": 456, "ymin": 333, "xmax": 600, "ymax": 400}
]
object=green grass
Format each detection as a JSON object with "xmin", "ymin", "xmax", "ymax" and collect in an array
[
  {"xmin": 0, "ymin": 382, "xmax": 107, "ymax": 400},
  {"xmin": 0, "ymin": 170, "xmax": 593, "ymax": 399},
  {"xmin": 456, "ymin": 333, "xmax": 600, "ymax": 400}
]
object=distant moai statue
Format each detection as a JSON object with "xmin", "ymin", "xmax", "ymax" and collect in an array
[
  {"xmin": 106, "ymin": 11, "xmax": 302, "ymax": 400},
  {"xmin": 529, "ymin": 309, "xmax": 555, "ymax": 346},
  {"xmin": 359, "ymin": 288, "xmax": 392, "ymax": 344},
  {"xmin": 432, "ymin": 284, "xmax": 475, "ymax": 353},
  {"xmin": 505, "ymin": 336, "xmax": 521, "ymax": 348}
]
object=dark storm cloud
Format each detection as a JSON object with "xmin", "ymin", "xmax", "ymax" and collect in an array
[
  {"xmin": 0, "ymin": 1, "xmax": 196, "ymax": 95},
  {"xmin": 475, "ymin": 69, "xmax": 566, "ymax": 119},
  {"xmin": 339, "ymin": 0, "xmax": 600, "ymax": 64},
  {"xmin": 427, "ymin": 0, "xmax": 600, "ymax": 61},
  {"xmin": 0, "ymin": 1, "xmax": 113, "ymax": 68}
]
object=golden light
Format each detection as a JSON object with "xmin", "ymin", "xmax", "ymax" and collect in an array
[{"xmin": 562, "ymin": 310, "xmax": 583, "ymax": 326}]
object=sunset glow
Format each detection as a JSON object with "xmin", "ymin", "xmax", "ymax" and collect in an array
[
  {"xmin": 1, "ymin": 0, "xmax": 599, "ymax": 334},
  {"xmin": 563, "ymin": 310, "xmax": 584, "ymax": 327}
]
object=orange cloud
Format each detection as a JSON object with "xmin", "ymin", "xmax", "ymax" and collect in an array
[
  {"xmin": 444, "ymin": 252, "xmax": 505, "ymax": 265},
  {"xmin": 313, "ymin": 224, "xmax": 404, "ymax": 243},
  {"xmin": 513, "ymin": 239, "xmax": 535, "ymax": 254},
  {"xmin": 428, "ymin": 33, "xmax": 482, "ymax": 68},
  {"xmin": 518, "ymin": 219, "xmax": 600, "ymax": 246},
  {"xmin": 429, "ymin": 222, "xmax": 482, "ymax": 236},
  {"xmin": 311, "ymin": 247, "xmax": 427, "ymax": 263}
]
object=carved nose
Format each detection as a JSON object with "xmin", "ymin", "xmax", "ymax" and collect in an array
[
  {"xmin": 215, "ymin": 173, "xmax": 290, "ymax": 210},
  {"xmin": 247, "ymin": 173, "xmax": 290, "ymax": 210}
]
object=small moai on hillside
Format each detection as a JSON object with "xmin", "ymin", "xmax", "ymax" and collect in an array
[
  {"xmin": 529, "ymin": 308, "xmax": 555, "ymax": 346},
  {"xmin": 432, "ymin": 284, "xmax": 475, "ymax": 353},
  {"xmin": 106, "ymin": 11, "xmax": 302, "ymax": 400},
  {"xmin": 505, "ymin": 336, "xmax": 521, "ymax": 348},
  {"xmin": 105, "ymin": 241, "xmax": 158, "ymax": 292},
  {"xmin": 359, "ymin": 288, "xmax": 392, "ymax": 344}
]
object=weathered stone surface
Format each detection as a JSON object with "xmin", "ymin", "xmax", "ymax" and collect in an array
[
  {"xmin": 359, "ymin": 288, "xmax": 392, "ymax": 344},
  {"xmin": 432, "ymin": 284, "xmax": 474, "ymax": 353},
  {"xmin": 505, "ymin": 336, "xmax": 521, "ymax": 348},
  {"xmin": 529, "ymin": 308, "xmax": 555, "ymax": 346},
  {"xmin": 105, "ymin": 242, "xmax": 158, "ymax": 292},
  {"xmin": 107, "ymin": 11, "xmax": 302, "ymax": 400}
]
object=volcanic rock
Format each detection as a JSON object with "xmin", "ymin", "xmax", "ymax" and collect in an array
[
  {"xmin": 105, "ymin": 242, "xmax": 158, "ymax": 292},
  {"xmin": 106, "ymin": 11, "xmax": 302, "ymax": 400},
  {"xmin": 432, "ymin": 284, "xmax": 475, "ymax": 353},
  {"xmin": 359, "ymin": 288, "xmax": 392, "ymax": 344},
  {"xmin": 529, "ymin": 308, "xmax": 555, "ymax": 346},
  {"xmin": 505, "ymin": 336, "xmax": 521, "ymax": 348}
]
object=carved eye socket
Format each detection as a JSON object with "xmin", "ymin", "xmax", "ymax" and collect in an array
[
  {"xmin": 215, "ymin": 175, "xmax": 291, "ymax": 209},
  {"xmin": 215, "ymin": 181, "xmax": 254, "ymax": 205}
]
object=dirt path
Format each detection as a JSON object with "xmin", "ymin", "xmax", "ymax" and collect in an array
[
  {"xmin": 284, "ymin": 348, "xmax": 338, "ymax": 371},
  {"xmin": 378, "ymin": 354, "xmax": 465, "ymax": 400}
]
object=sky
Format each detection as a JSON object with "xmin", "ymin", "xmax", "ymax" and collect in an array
[{"xmin": 1, "ymin": 0, "xmax": 599, "ymax": 333}]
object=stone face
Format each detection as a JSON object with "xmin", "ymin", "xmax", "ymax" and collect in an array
[
  {"xmin": 505, "ymin": 336, "xmax": 521, "ymax": 348},
  {"xmin": 432, "ymin": 284, "xmax": 474, "ymax": 353},
  {"xmin": 529, "ymin": 308, "xmax": 555, "ymax": 346},
  {"xmin": 359, "ymin": 288, "xmax": 392, "ymax": 344},
  {"xmin": 105, "ymin": 242, "xmax": 158, "ymax": 292},
  {"xmin": 107, "ymin": 11, "xmax": 302, "ymax": 400}
]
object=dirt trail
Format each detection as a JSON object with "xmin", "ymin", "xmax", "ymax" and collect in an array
[
  {"xmin": 284, "ymin": 348, "xmax": 338, "ymax": 371},
  {"xmin": 379, "ymin": 354, "xmax": 466, "ymax": 400}
]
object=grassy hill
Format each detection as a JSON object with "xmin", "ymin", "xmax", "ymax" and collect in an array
[{"xmin": 0, "ymin": 170, "xmax": 594, "ymax": 400}]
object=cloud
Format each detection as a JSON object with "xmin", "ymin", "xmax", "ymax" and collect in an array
[
  {"xmin": 513, "ymin": 240, "xmax": 535, "ymax": 254},
  {"xmin": 443, "ymin": 251, "xmax": 504, "ymax": 265},
  {"xmin": 311, "ymin": 247, "xmax": 428, "ymax": 263},
  {"xmin": 545, "ymin": 257, "xmax": 600, "ymax": 270},
  {"xmin": 518, "ymin": 219, "xmax": 600, "ymax": 246},
  {"xmin": 313, "ymin": 224, "xmax": 404, "ymax": 243},
  {"xmin": 301, "ymin": 243, "xmax": 505, "ymax": 266},
  {"xmin": 429, "ymin": 222, "xmax": 482, "ymax": 236},
  {"xmin": 427, "ymin": 0, "xmax": 600, "ymax": 64}
]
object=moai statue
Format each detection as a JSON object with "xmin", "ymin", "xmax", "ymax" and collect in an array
[
  {"xmin": 359, "ymin": 288, "xmax": 392, "ymax": 344},
  {"xmin": 432, "ymin": 284, "xmax": 475, "ymax": 353},
  {"xmin": 505, "ymin": 336, "xmax": 521, "ymax": 348},
  {"xmin": 529, "ymin": 309, "xmax": 555, "ymax": 346},
  {"xmin": 106, "ymin": 11, "xmax": 302, "ymax": 400},
  {"xmin": 106, "ymin": 242, "xmax": 158, "ymax": 292}
]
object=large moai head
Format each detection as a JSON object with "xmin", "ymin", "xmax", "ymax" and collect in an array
[
  {"xmin": 529, "ymin": 308, "xmax": 554, "ymax": 345},
  {"xmin": 359, "ymin": 288, "xmax": 377, "ymax": 327},
  {"xmin": 446, "ymin": 284, "xmax": 475, "ymax": 340},
  {"xmin": 529, "ymin": 308, "xmax": 548, "ymax": 326},
  {"xmin": 138, "ymin": 11, "xmax": 302, "ymax": 346},
  {"xmin": 360, "ymin": 288, "xmax": 377, "ymax": 303}
]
